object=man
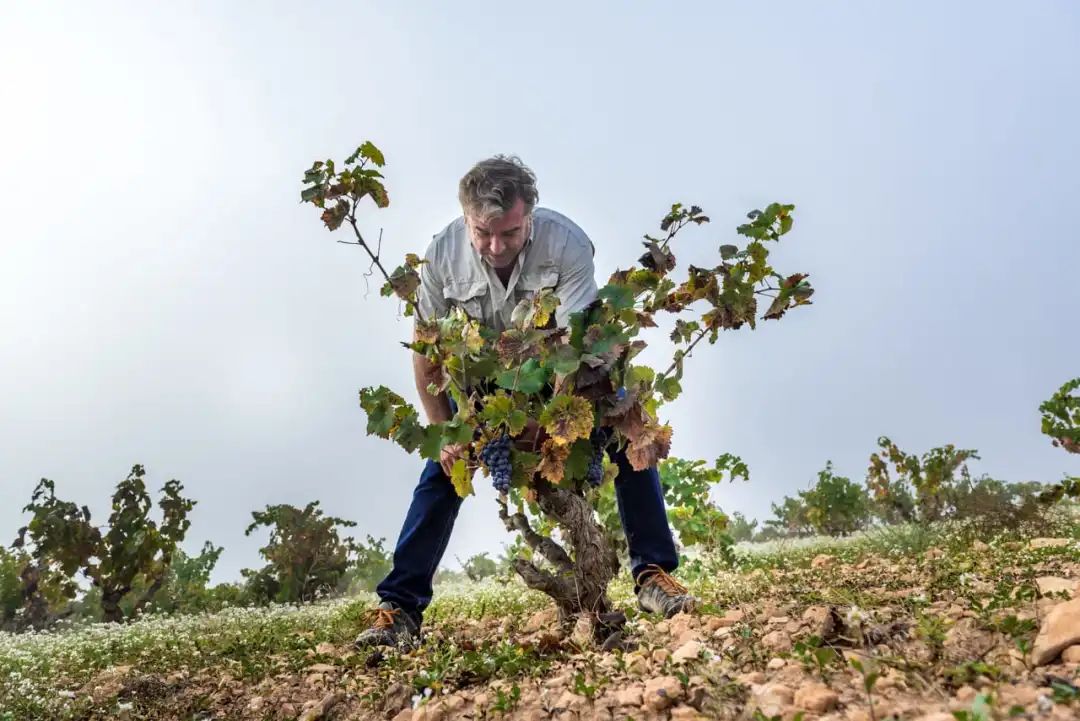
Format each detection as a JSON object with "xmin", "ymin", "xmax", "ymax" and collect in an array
[{"xmin": 354, "ymin": 155, "xmax": 696, "ymax": 648}]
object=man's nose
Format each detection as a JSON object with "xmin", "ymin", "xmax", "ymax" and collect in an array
[{"xmin": 489, "ymin": 235, "xmax": 505, "ymax": 255}]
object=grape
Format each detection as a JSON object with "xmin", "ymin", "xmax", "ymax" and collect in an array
[
  {"xmin": 480, "ymin": 433, "xmax": 513, "ymax": 493},
  {"xmin": 587, "ymin": 428, "xmax": 610, "ymax": 487}
]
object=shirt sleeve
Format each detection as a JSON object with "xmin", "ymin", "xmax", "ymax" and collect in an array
[
  {"xmin": 554, "ymin": 231, "xmax": 599, "ymax": 328},
  {"xmin": 416, "ymin": 240, "xmax": 448, "ymax": 322}
]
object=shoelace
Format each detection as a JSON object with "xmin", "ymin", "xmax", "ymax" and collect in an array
[
  {"xmin": 635, "ymin": 564, "xmax": 688, "ymax": 596},
  {"xmin": 365, "ymin": 606, "xmax": 401, "ymax": 630}
]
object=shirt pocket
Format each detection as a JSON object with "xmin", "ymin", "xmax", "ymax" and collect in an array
[
  {"xmin": 515, "ymin": 265, "xmax": 560, "ymax": 302},
  {"xmin": 443, "ymin": 279, "xmax": 488, "ymax": 321}
]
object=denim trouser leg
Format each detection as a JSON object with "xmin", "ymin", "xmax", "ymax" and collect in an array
[
  {"xmin": 611, "ymin": 445, "xmax": 680, "ymax": 590},
  {"xmin": 375, "ymin": 458, "xmax": 463, "ymax": 625}
]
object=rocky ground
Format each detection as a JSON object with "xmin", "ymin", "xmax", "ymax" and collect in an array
[{"xmin": 6, "ymin": 524, "xmax": 1080, "ymax": 720}]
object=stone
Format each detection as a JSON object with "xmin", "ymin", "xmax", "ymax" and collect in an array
[
  {"xmin": 554, "ymin": 690, "xmax": 586, "ymax": 711},
  {"xmin": 972, "ymin": 540, "xmax": 990, "ymax": 552},
  {"xmin": 801, "ymin": 605, "xmax": 836, "ymax": 638},
  {"xmin": 811, "ymin": 554, "xmax": 835, "ymax": 569},
  {"xmin": 626, "ymin": 653, "xmax": 649, "ymax": 676},
  {"xmin": 761, "ymin": 630, "xmax": 792, "ymax": 653},
  {"xmin": 651, "ymin": 648, "xmax": 671, "ymax": 665},
  {"xmin": 1033, "ymin": 597, "xmax": 1080, "ymax": 665},
  {"xmin": 1030, "ymin": 538, "xmax": 1072, "ymax": 549},
  {"xmin": 667, "ymin": 614, "xmax": 701, "ymax": 647},
  {"xmin": 943, "ymin": 618, "xmax": 996, "ymax": 664},
  {"xmin": 925, "ymin": 547, "xmax": 945, "ymax": 560},
  {"xmin": 614, "ymin": 684, "xmax": 644, "ymax": 707},
  {"xmin": 750, "ymin": 683, "xmax": 794, "ymax": 717},
  {"xmin": 643, "ymin": 676, "xmax": 684, "ymax": 711},
  {"xmin": 915, "ymin": 714, "xmax": 955, "ymax": 721},
  {"xmin": 391, "ymin": 710, "xmax": 412, "ymax": 721},
  {"xmin": 571, "ymin": 614, "xmax": 596, "ymax": 647},
  {"xmin": 794, "ymin": 682, "xmax": 839, "ymax": 712},
  {"xmin": 703, "ymin": 615, "xmax": 726, "ymax": 632},
  {"xmin": 767, "ymin": 657, "xmax": 786, "ymax": 670},
  {"xmin": 672, "ymin": 640, "xmax": 704, "ymax": 664},
  {"xmin": 737, "ymin": 671, "xmax": 766, "ymax": 685},
  {"xmin": 1036, "ymin": 576, "xmax": 1077, "ymax": 598},
  {"xmin": 305, "ymin": 663, "xmax": 336, "ymax": 674},
  {"xmin": 723, "ymin": 608, "xmax": 746, "ymax": 624},
  {"xmin": 670, "ymin": 707, "xmax": 708, "ymax": 720},
  {"xmin": 1061, "ymin": 644, "xmax": 1080, "ymax": 663}
]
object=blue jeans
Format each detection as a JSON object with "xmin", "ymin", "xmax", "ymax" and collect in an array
[{"xmin": 376, "ymin": 413, "xmax": 679, "ymax": 625}]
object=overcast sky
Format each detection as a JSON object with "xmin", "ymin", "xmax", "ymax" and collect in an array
[{"xmin": 1, "ymin": 2, "xmax": 1077, "ymax": 585}]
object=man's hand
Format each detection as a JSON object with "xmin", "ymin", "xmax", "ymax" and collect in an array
[{"xmin": 439, "ymin": 443, "xmax": 467, "ymax": 477}]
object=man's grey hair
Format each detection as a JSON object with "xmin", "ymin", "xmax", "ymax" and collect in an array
[{"xmin": 458, "ymin": 155, "xmax": 539, "ymax": 222}]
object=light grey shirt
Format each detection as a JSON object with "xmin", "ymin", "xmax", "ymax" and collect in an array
[{"xmin": 416, "ymin": 207, "xmax": 598, "ymax": 332}]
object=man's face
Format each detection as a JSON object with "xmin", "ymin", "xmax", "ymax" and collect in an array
[{"xmin": 466, "ymin": 197, "xmax": 531, "ymax": 269}]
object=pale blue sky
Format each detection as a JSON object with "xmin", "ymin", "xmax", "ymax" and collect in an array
[{"xmin": 1, "ymin": 2, "xmax": 1077, "ymax": 584}]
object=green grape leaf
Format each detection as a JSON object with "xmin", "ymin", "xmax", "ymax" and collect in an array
[{"xmin": 496, "ymin": 358, "xmax": 550, "ymax": 394}]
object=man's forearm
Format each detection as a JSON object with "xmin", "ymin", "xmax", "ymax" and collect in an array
[{"xmin": 413, "ymin": 352, "xmax": 453, "ymax": 424}]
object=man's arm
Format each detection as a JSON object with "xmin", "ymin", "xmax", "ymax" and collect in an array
[
  {"xmin": 554, "ymin": 234, "xmax": 599, "ymax": 326},
  {"xmin": 413, "ymin": 325, "xmax": 453, "ymax": 424}
]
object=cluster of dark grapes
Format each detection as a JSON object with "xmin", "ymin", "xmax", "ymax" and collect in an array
[
  {"xmin": 480, "ymin": 433, "xmax": 513, "ymax": 493},
  {"xmin": 586, "ymin": 429, "xmax": 611, "ymax": 487}
]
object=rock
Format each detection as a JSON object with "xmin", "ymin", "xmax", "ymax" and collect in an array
[
  {"xmin": 298, "ymin": 692, "xmax": 342, "ymax": 721},
  {"xmin": 703, "ymin": 615, "xmax": 726, "ymax": 632},
  {"xmin": 305, "ymin": 663, "xmax": 336, "ymax": 674},
  {"xmin": 723, "ymin": 608, "xmax": 745, "ymax": 624},
  {"xmin": 1033, "ymin": 597, "xmax": 1080, "ymax": 665},
  {"xmin": 314, "ymin": 641, "xmax": 336, "ymax": 656},
  {"xmin": 943, "ymin": 618, "xmax": 997, "ymax": 664},
  {"xmin": 767, "ymin": 657, "xmax": 786, "ymax": 670},
  {"xmin": 554, "ymin": 690, "xmax": 586, "ymax": 711},
  {"xmin": 382, "ymin": 682, "xmax": 411, "ymax": 713},
  {"xmin": 672, "ymin": 640, "xmax": 704, "ymax": 664},
  {"xmin": 761, "ymin": 630, "xmax": 792, "ymax": 653},
  {"xmin": 544, "ymin": 672, "xmax": 574, "ymax": 689},
  {"xmin": 767, "ymin": 615, "xmax": 791, "ymax": 625},
  {"xmin": 925, "ymin": 547, "xmax": 945, "ymax": 560},
  {"xmin": 571, "ymin": 614, "xmax": 596, "ymax": 647},
  {"xmin": 915, "ymin": 714, "xmax": 955, "ymax": 721},
  {"xmin": 1030, "ymin": 538, "xmax": 1072, "ymax": 549},
  {"xmin": 737, "ymin": 671, "xmax": 766, "ymax": 685},
  {"xmin": 972, "ymin": 540, "xmax": 990, "ymax": 552},
  {"xmin": 651, "ymin": 648, "xmax": 671, "ymax": 665},
  {"xmin": 794, "ymin": 682, "xmax": 839, "ymax": 712},
  {"xmin": 1061, "ymin": 644, "xmax": 1080, "ymax": 663},
  {"xmin": 524, "ymin": 606, "xmax": 558, "ymax": 633},
  {"xmin": 644, "ymin": 676, "xmax": 684, "ymax": 711},
  {"xmin": 801, "ymin": 605, "xmax": 836, "ymax": 638},
  {"xmin": 811, "ymin": 554, "xmax": 835, "ymax": 569},
  {"xmin": 391, "ymin": 709, "xmax": 412, "ymax": 721},
  {"xmin": 626, "ymin": 652, "xmax": 649, "ymax": 675},
  {"xmin": 750, "ymin": 683, "xmax": 794, "ymax": 717},
  {"xmin": 614, "ymin": 684, "xmax": 644, "ymax": 706},
  {"xmin": 670, "ymin": 707, "xmax": 708, "ymax": 720},
  {"xmin": 1036, "ymin": 576, "xmax": 1078, "ymax": 598},
  {"xmin": 666, "ymin": 614, "xmax": 701, "ymax": 648}
]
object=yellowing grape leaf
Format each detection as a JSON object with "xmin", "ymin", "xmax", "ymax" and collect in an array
[
  {"xmin": 537, "ymin": 439, "xmax": 571, "ymax": 484},
  {"xmin": 627, "ymin": 422, "xmax": 673, "ymax": 471},
  {"xmin": 539, "ymin": 395, "xmax": 594, "ymax": 446},
  {"xmin": 451, "ymin": 458, "xmax": 474, "ymax": 498}
]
